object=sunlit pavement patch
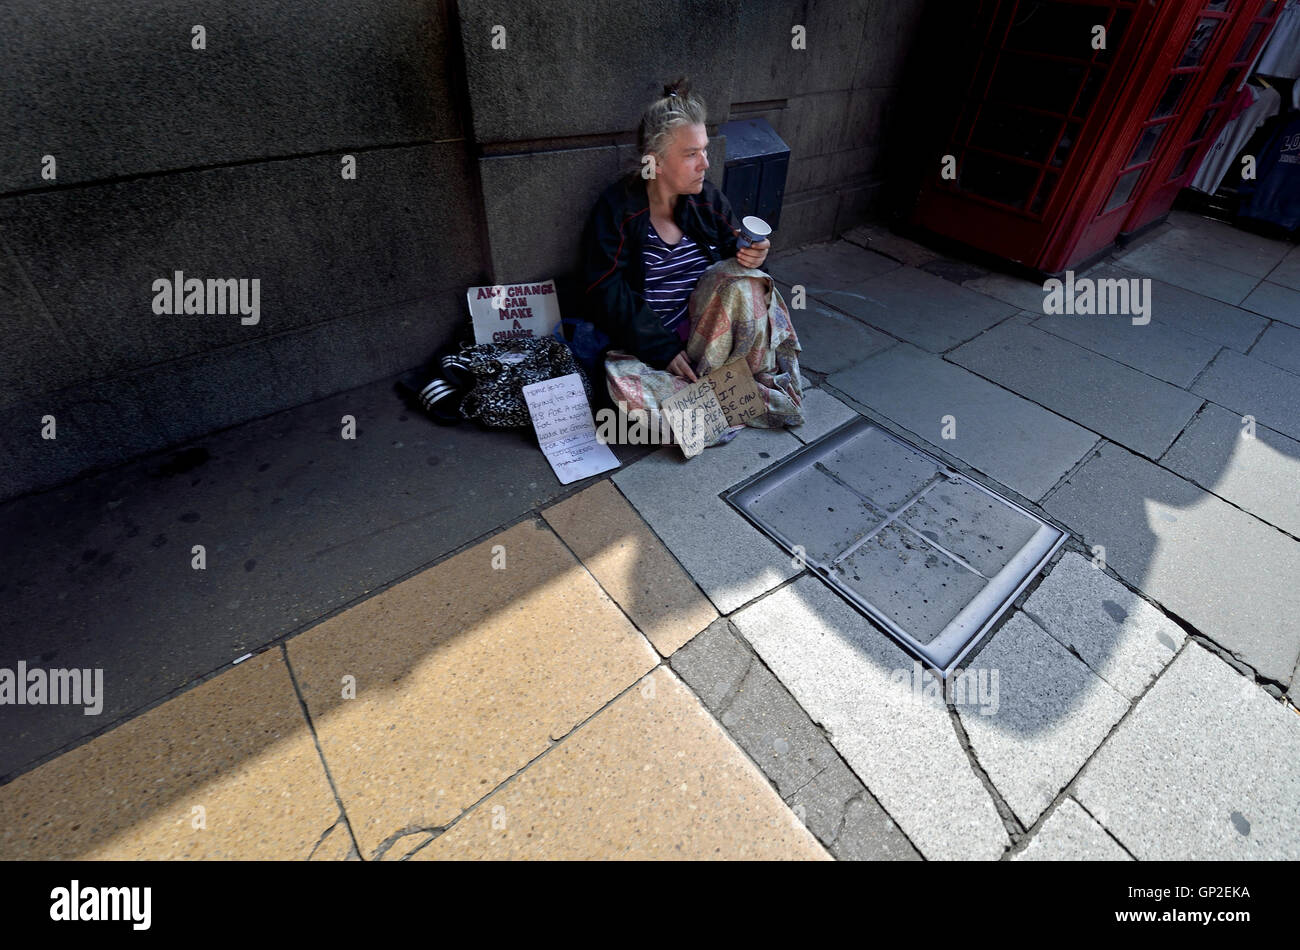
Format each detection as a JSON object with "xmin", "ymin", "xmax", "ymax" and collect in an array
[
  {"xmin": 730, "ymin": 575, "xmax": 1009, "ymax": 860},
  {"xmin": 1014, "ymin": 798, "xmax": 1130, "ymax": 862},
  {"xmin": 413, "ymin": 667, "xmax": 829, "ymax": 861},
  {"xmin": 286, "ymin": 520, "xmax": 658, "ymax": 858},
  {"xmin": 0, "ymin": 650, "xmax": 339, "ymax": 859},
  {"xmin": 1074, "ymin": 642, "xmax": 1300, "ymax": 860}
]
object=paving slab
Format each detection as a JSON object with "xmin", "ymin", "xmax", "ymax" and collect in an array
[
  {"xmin": 542, "ymin": 480, "xmax": 717, "ymax": 657},
  {"xmin": 781, "ymin": 294, "xmax": 895, "ymax": 374},
  {"xmin": 412, "ymin": 667, "xmax": 831, "ymax": 860},
  {"xmin": 612, "ymin": 427, "xmax": 805, "ymax": 614},
  {"xmin": 0, "ymin": 650, "xmax": 339, "ymax": 859},
  {"xmin": 828, "ymin": 343, "xmax": 1099, "ymax": 501},
  {"xmin": 766, "ymin": 239, "xmax": 900, "ymax": 293},
  {"xmin": 1022, "ymin": 552, "xmax": 1186, "ymax": 700},
  {"xmin": 1249, "ymin": 320, "xmax": 1300, "ymax": 376},
  {"xmin": 285, "ymin": 520, "xmax": 659, "ymax": 858},
  {"xmin": 1088, "ymin": 265, "xmax": 1269, "ymax": 351},
  {"xmin": 948, "ymin": 318, "xmax": 1203, "ymax": 458},
  {"xmin": 823, "ymin": 266, "xmax": 1018, "ymax": 353},
  {"xmin": 1031, "ymin": 308, "xmax": 1220, "ymax": 388},
  {"xmin": 789, "ymin": 756, "xmax": 922, "ymax": 860},
  {"xmin": 790, "ymin": 387, "xmax": 860, "ymax": 444},
  {"xmin": 1045, "ymin": 443, "xmax": 1300, "ymax": 684},
  {"xmin": 1074, "ymin": 642, "xmax": 1300, "ymax": 859},
  {"xmin": 1134, "ymin": 219, "xmax": 1290, "ymax": 278},
  {"xmin": 1240, "ymin": 281, "xmax": 1300, "ymax": 329},
  {"xmin": 711, "ymin": 647, "xmax": 843, "ymax": 798},
  {"xmin": 841, "ymin": 223, "xmax": 941, "ymax": 267},
  {"xmin": 963, "ymin": 273, "xmax": 1049, "ymax": 312},
  {"xmin": 1267, "ymin": 244, "xmax": 1300, "ymax": 291},
  {"xmin": 921, "ymin": 257, "xmax": 992, "ymax": 285},
  {"xmin": 669, "ymin": 617, "xmax": 753, "ymax": 705},
  {"xmin": 730, "ymin": 574, "xmax": 1011, "ymax": 860},
  {"xmin": 742, "ymin": 463, "xmax": 884, "ymax": 565},
  {"xmin": 1014, "ymin": 798, "xmax": 1131, "ymax": 861},
  {"xmin": 957, "ymin": 612, "xmax": 1130, "ymax": 826},
  {"xmin": 1192, "ymin": 348, "xmax": 1300, "ymax": 442},
  {"xmin": 1161, "ymin": 402, "xmax": 1300, "ymax": 538},
  {"xmin": 1111, "ymin": 241, "xmax": 1259, "ymax": 305}
]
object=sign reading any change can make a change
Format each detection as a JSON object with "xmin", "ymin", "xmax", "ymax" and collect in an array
[{"xmin": 467, "ymin": 280, "xmax": 561, "ymax": 345}]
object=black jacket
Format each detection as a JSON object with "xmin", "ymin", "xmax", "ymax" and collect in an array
[{"xmin": 579, "ymin": 173, "xmax": 742, "ymax": 370}]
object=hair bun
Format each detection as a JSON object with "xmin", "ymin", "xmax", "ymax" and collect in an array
[{"xmin": 663, "ymin": 77, "xmax": 690, "ymax": 99}]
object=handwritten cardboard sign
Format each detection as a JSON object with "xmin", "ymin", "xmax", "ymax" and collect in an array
[
  {"xmin": 521, "ymin": 373, "xmax": 619, "ymax": 484},
  {"xmin": 660, "ymin": 359, "xmax": 764, "ymax": 458},
  {"xmin": 702, "ymin": 359, "xmax": 763, "ymax": 427},
  {"xmin": 662, "ymin": 382, "xmax": 729, "ymax": 458},
  {"xmin": 467, "ymin": 280, "xmax": 561, "ymax": 345}
]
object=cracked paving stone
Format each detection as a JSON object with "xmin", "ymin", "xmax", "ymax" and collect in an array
[
  {"xmin": 714, "ymin": 654, "xmax": 841, "ymax": 798},
  {"xmin": 1075, "ymin": 642, "xmax": 1300, "ymax": 859},
  {"xmin": 731, "ymin": 574, "xmax": 1009, "ymax": 859},
  {"xmin": 670, "ymin": 617, "xmax": 754, "ymax": 709},
  {"xmin": 957, "ymin": 612, "xmax": 1129, "ymax": 827},
  {"xmin": 1014, "ymin": 798, "xmax": 1131, "ymax": 861},
  {"xmin": 788, "ymin": 757, "xmax": 921, "ymax": 861},
  {"xmin": 286, "ymin": 520, "xmax": 658, "ymax": 858},
  {"xmin": 308, "ymin": 819, "xmax": 355, "ymax": 861},
  {"xmin": 1022, "ymin": 552, "xmax": 1186, "ymax": 701}
]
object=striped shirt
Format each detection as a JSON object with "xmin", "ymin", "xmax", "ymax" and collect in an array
[{"xmin": 642, "ymin": 222, "xmax": 716, "ymax": 343}]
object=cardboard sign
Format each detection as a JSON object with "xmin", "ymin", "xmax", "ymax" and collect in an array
[
  {"xmin": 661, "ymin": 383, "xmax": 729, "ymax": 458},
  {"xmin": 522, "ymin": 373, "xmax": 619, "ymax": 484},
  {"xmin": 701, "ymin": 359, "xmax": 764, "ymax": 427},
  {"xmin": 660, "ymin": 359, "xmax": 764, "ymax": 458},
  {"xmin": 467, "ymin": 280, "xmax": 561, "ymax": 345}
]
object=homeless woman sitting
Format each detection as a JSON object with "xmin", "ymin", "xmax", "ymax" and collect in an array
[{"xmin": 578, "ymin": 77, "xmax": 804, "ymax": 449}]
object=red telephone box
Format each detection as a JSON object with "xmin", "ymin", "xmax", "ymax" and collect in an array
[{"xmin": 907, "ymin": 0, "xmax": 1285, "ymax": 274}]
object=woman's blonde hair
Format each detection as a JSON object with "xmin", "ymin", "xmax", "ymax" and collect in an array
[{"xmin": 637, "ymin": 77, "xmax": 708, "ymax": 164}]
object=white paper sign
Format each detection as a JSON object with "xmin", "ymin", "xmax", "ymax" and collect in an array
[
  {"xmin": 522, "ymin": 373, "xmax": 620, "ymax": 485},
  {"xmin": 467, "ymin": 280, "xmax": 562, "ymax": 345}
]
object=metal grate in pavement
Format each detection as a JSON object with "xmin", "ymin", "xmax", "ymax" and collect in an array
[{"xmin": 723, "ymin": 417, "xmax": 1066, "ymax": 675}]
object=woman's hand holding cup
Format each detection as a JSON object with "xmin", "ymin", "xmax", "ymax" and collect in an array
[{"xmin": 736, "ymin": 238, "xmax": 770, "ymax": 269}]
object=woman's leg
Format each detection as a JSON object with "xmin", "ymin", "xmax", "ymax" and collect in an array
[{"xmin": 684, "ymin": 260, "xmax": 805, "ymax": 428}]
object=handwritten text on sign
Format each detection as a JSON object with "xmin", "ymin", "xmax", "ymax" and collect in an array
[
  {"xmin": 521, "ymin": 373, "xmax": 619, "ymax": 484},
  {"xmin": 701, "ymin": 359, "xmax": 763, "ymax": 427},
  {"xmin": 467, "ymin": 280, "xmax": 561, "ymax": 345},
  {"xmin": 661, "ymin": 383, "xmax": 728, "ymax": 458}
]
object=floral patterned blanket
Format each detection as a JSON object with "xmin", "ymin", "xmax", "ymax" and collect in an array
[{"xmin": 604, "ymin": 258, "xmax": 804, "ymax": 448}]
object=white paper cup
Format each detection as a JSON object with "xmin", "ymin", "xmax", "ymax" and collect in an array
[{"xmin": 737, "ymin": 215, "xmax": 772, "ymax": 248}]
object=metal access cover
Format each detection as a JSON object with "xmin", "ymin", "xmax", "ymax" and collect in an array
[{"xmin": 724, "ymin": 418, "xmax": 1065, "ymax": 675}]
